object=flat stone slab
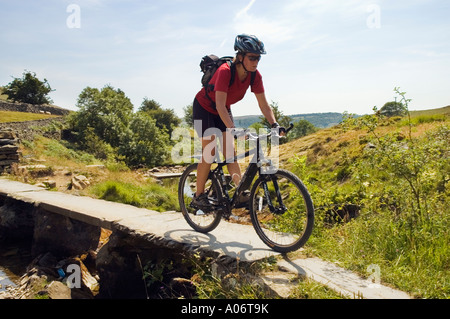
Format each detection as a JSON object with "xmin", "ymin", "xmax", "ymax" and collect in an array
[
  {"xmin": 0, "ymin": 179, "xmax": 43, "ymax": 195},
  {"xmin": 116, "ymin": 211, "xmax": 278, "ymax": 261},
  {"xmin": 148, "ymin": 172, "xmax": 185, "ymax": 179},
  {"xmin": 278, "ymin": 257, "xmax": 411, "ymax": 299},
  {"xmin": 0, "ymin": 178, "xmax": 277, "ymax": 262}
]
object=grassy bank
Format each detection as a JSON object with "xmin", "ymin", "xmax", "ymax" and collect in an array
[
  {"xmin": 0, "ymin": 110, "xmax": 60, "ymax": 123},
  {"xmin": 281, "ymin": 111, "xmax": 449, "ymax": 298}
]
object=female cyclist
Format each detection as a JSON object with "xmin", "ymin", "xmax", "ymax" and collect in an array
[{"xmin": 192, "ymin": 34, "xmax": 283, "ymax": 209}]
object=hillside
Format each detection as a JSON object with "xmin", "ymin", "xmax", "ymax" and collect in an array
[
  {"xmin": 277, "ymin": 109, "xmax": 449, "ymax": 298},
  {"xmin": 234, "ymin": 112, "xmax": 344, "ymax": 128},
  {"xmin": 409, "ymin": 105, "xmax": 450, "ymax": 117}
]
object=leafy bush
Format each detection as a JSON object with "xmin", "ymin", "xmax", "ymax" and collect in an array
[
  {"xmin": 67, "ymin": 85, "xmax": 173, "ymax": 168},
  {"xmin": 68, "ymin": 85, "xmax": 133, "ymax": 148},
  {"xmin": 119, "ymin": 113, "xmax": 171, "ymax": 167}
]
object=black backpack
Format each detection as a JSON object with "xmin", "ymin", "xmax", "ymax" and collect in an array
[{"xmin": 200, "ymin": 54, "xmax": 256, "ymax": 108}]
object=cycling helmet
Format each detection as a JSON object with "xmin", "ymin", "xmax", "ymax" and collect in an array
[{"xmin": 234, "ymin": 34, "xmax": 266, "ymax": 55}]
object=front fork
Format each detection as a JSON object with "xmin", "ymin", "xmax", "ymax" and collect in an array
[{"xmin": 261, "ymin": 174, "xmax": 287, "ymax": 215}]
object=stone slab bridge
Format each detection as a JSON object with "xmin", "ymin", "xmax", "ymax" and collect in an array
[{"xmin": 0, "ymin": 178, "xmax": 410, "ymax": 299}]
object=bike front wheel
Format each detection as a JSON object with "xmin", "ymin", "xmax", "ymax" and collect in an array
[
  {"xmin": 249, "ymin": 169, "xmax": 314, "ymax": 253},
  {"xmin": 178, "ymin": 163, "xmax": 223, "ymax": 233}
]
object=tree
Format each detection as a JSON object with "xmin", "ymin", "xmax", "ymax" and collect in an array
[
  {"xmin": 290, "ymin": 119, "xmax": 317, "ymax": 139},
  {"xmin": 138, "ymin": 98, "xmax": 180, "ymax": 136},
  {"xmin": 3, "ymin": 70, "xmax": 53, "ymax": 105},
  {"xmin": 68, "ymin": 85, "xmax": 133, "ymax": 148},
  {"xmin": 183, "ymin": 104, "xmax": 193, "ymax": 127},
  {"xmin": 68, "ymin": 86, "xmax": 172, "ymax": 167},
  {"xmin": 139, "ymin": 98, "xmax": 161, "ymax": 112},
  {"xmin": 378, "ymin": 101, "xmax": 407, "ymax": 117},
  {"xmin": 258, "ymin": 101, "xmax": 292, "ymax": 144},
  {"xmin": 259, "ymin": 101, "xmax": 292, "ymax": 129}
]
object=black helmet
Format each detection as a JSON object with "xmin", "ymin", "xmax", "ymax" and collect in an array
[{"xmin": 234, "ymin": 34, "xmax": 266, "ymax": 55}]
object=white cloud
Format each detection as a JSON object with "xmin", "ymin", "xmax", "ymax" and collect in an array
[
  {"xmin": 235, "ymin": 0, "xmax": 257, "ymax": 20},
  {"xmin": 232, "ymin": 0, "xmax": 295, "ymax": 44}
]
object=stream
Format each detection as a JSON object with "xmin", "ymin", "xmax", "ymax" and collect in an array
[
  {"xmin": 0, "ymin": 267, "xmax": 17, "ymax": 292},
  {"xmin": 0, "ymin": 242, "xmax": 33, "ymax": 296}
]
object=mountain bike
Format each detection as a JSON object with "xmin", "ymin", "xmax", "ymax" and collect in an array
[{"xmin": 178, "ymin": 125, "xmax": 314, "ymax": 253}]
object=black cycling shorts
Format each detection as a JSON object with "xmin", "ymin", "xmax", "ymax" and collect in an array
[{"xmin": 192, "ymin": 98, "xmax": 233, "ymax": 138}]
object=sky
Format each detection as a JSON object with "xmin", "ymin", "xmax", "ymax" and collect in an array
[{"xmin": 0, "ymin": 0, "xmax": 449, "ymax": 118}]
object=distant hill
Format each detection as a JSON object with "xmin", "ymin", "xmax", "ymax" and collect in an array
[
  {"xmin": 235, "ymin": 105, "xmax": 450, "ymax": 129},
  {"xmin": 234, "ymin": 112, "xmax": 346, "ymax": 129},
  {"xmin": 290, "ymin": 113, "xmax": 344, "ymax": 128}
]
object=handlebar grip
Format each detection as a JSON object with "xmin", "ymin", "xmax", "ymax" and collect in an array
[{"xmin": 286, "ymin": 123, "xmax": 294, "ymax": 134}]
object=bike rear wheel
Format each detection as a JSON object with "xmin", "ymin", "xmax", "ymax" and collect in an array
[
  {"xmin": 178, "ymin": 163, "xmax": 223, "ymax": 233},
  {"xmin": 249, "ymin": 169, "xmax": 314, "ymax": 253}
]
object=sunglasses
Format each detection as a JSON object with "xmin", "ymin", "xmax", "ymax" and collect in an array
[{"xmin": 246, "ymin": 55, "xmax": 261, "ymax": 62}]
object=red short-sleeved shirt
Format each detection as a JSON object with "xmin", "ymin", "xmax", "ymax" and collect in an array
[{"xmin": 195, "ymin": 63, "xmax": 265, "ymax": 115}]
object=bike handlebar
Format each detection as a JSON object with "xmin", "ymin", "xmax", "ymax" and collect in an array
[{"xmin": 244, "ymin": 123, "xmax": 294, "ymax": 141}]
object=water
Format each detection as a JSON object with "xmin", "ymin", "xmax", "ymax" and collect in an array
[
  {"xmin": 0, "ymin": 267, "xmax": 16, "ymax": 292},
  {"xmin": 0, "ymin": 242, "xmax": 32, "ymax": 294}
]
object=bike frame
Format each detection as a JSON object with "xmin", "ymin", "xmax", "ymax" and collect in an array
[{"xmin": 207, "ymin": 128, "xmax": 289, "ymax": 217}]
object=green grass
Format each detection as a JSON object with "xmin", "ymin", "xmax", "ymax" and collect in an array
[
  {"xmin": 187, "ymin": 254, "xmax": 346, "ymax": 299},
  {"xmin": 398, "ymin": 113, "xmax": 447, "ymax": 126},
  {"xmin": 0, "ymin": 110, "xmax": 60, "ymax": 123},
  {"xmin": 89, "ymin": 180, "xmax": 179, "ymax": 212},
  {"xmin": 284, "ymin": 114, "xmax": 449, "ymax": 298},
  {"xmin": 23, "ymin": 136, "xmax": 98, "ymax": 165}
]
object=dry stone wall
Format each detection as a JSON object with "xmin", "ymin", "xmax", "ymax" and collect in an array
[
  {"xmin": 0, "ymin": 100, "xmax": 70, "ymax": 116},
  {"xmin": 0, "ymin": 101, "xmax": 70, "ymax": 171},
  {"xmin": 0, "ymin": 118, "xmax": 65, "ymax": 141},
  {"xmin": 0, "ymin": 129, "xmax": 20, "ymax": 173}
]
